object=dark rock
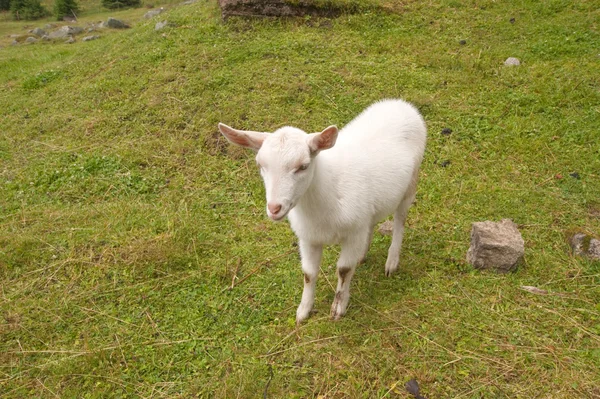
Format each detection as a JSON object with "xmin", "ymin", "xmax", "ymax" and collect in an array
[
  {"xmin": 106, "ymin": 17, "xmax": 130, "ymax": 29},
  {"xmin": 509, "ymin": 17, "xmax": 515, "ymax": 23},
  {"xmin": 440, "ymin": 160, "xmax": 451, "ymax": 167},
  {"xmin": 569, "ymin": 172, "xmax": 580, "ymax": 179},
  {"xmin": 441, "ymin": 127, "xmax": 452, "ymax": 135},
  {"xmin": 218, "ymin": 0, "xmax": 345, "ymax": 19},
  {"xmin": 31, "ymin": 27, "xmax": 46, "ymax": 37},
  {"xmin": 569, "ymin": 233, "xmax": 600, "ymax": 260},
  {"xmin": 467, "ymin": 219, "xmax": 524, "ymax": 272},
  {"xmin": 459, "ymin": 39, "xmax": 467, "ymax": 45}
]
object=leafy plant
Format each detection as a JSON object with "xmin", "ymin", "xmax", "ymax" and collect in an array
[{"xmin": 54, "ymin": 0, "xmax": 79, "ymax": 20}]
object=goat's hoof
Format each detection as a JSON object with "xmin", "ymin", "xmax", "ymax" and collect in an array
[
  {"xmin": 330, "ymin": 297, "xmax": 347, "ymax": 320},
  {"xmin": 296, "ymin": 303, "xmax": 313, "ymax": 324},
  {"xmin": 385, "ymin": 258, "xmax": 399, "ymax": 277}
]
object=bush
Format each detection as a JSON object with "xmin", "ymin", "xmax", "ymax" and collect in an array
[
  {"xmin": 54, "ymin": 0, "xmax": 79, "ymax": 20},
  {"xmin": 101, "ymin": 0, "xmax": 140, "ymax": 9},
  {"xmin": 0, "ymin": 0, "xmax": 11, "ymax": 11},
  {"xmin": 10, "ymin": 0, "xmax": 49, "ymax": 20}
]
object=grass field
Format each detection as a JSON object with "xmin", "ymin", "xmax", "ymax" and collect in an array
[{"xmin": 1, "ymin": 0, "xmax": 599, "ymax": 397}]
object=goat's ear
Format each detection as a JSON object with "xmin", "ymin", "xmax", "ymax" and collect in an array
[
  {"xmin": 218, "ymin": 123, "xmax": 268, "ymax": 151},
  {"xmin": 308, "ymin": 125, "xmax": 338, "ymax": 154}
]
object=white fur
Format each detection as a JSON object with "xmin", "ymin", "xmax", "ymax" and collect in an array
[{"xmin": 218, "ymin": 99, "xmax": 427, "ymax": 323}]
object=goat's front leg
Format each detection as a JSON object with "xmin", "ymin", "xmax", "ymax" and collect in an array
[
  {"xmin": 296, "ymin": 240, "xmax": 323, "ymax": 324},
  {"xmin": 331, "ymin": 231, "xmax": 370, "ymax": 320}
]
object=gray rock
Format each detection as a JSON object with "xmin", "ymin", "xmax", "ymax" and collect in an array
[
  {"xmin": 65, "ymin": 36, "xmax": 75, "ymax": 44},
  {"xmin": 32, "ymin": 28, "xmax": 46, "ymax": 37},
  {"xmin": 218, "ymin": 0, "xmax": 345, "ymax": 19},
  {"xmin": 48, "ymin": 26, "xmax": 83, "ymax": 39},
  {"xmin": 181, "ymin": 0, "xmax": 198, "ymax": 4},
  {"xmin": 504, "ymin": 57, "xmax": 521, "ymax": 66},
  {"xmin": 466, "ymin": 219, "xmax": 524, "ymax": 272},
  {"xmin": 155, "ymin": 20, "xmax": 170, "ymax": 31},
  {"xmin": 570, "ymin": 233, "xmax": 600, "ymax": 260},
  {"xmin": 82, "ymin": 35, "xmax": 100, "ymax": 41},
  {"xmin": 378, "ymin": 220, "xmax": 394, "ymax": 236},
  {"xmin": 25, "ymin": 37, "xmax": 37, "ymax": 43},
  {"xmin": 106, "ymin": 17, "xmax": 130, "ymax": 29},
  {"xmin": 11, "ymin": 40, "xmax": 18, "ymax": 46},
  {"xmin": 144, "ymin": 8, "xmax": 164, "ymax": 19},
  {"xmin": 41, "ymin": 35, "xmax": 50, "ymax": 41},
  {"xmin": 44, "ymin": 23, "xmax": 57, "ymax": 30}
]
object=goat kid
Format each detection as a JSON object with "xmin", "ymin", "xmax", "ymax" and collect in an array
[{"xmin": 218, "ymin": 99, "xmax": 427, "ymax": 323}]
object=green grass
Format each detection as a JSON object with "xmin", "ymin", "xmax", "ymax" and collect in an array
[{"xmin": 1, "ymin": 0, "xmax": 600, "ymax": 397}]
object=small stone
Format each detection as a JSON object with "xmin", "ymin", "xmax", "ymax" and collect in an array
[
  {"xmin": 106, "ymin": 17, "xmax": 130, "ymax": 29},
  {"xmin": 82, "ymin": 35, "xmax": 100, "ymax": 42},
  {"xmin": 11, "ymin": 40, "xmax": 18, "ymax": 46},
  {"xmin": 466, "ymin": 219, "xmax": 524, "ymax": 272},
  {"xmin": 440, "ymin": 160, "xmax": 451, "ymax": 168},
  {"xmin": 569, "ymin": 233, "xmax": 600, "ymax": 260},
  {"xmin": 41, "ymin": 35, "xmax": 50, "ymax": 41},
  {"xmin": 32, "ymin": 27, "xmax": 46, "ymax": 37},
  {"xmin": 65, "ymin": 36, "xmax": 75, "ymax": 44},
  {"xmin": 378, "ymin": 220, "xmax": 394, "ymax": 236},
  {"xmin": 569, "ymin": 172, "xmax": 580, "ymax": 179},
  {"xmin": 509, "ymin": 17, "xmax": 515, "ymax": 24},
  {"xmin": 181, "ymin": 0, "xmax": 197, "ymax": 4},
  {"xmin": 441, "ymin": 127, "xmax": 452, "ymax": 135},
  {"xmin": 25, "ymin": 37, "xmax": 37, "ymax": 43},
  {"xmin": 44, "ymin": 23, "xmax": 57, "ymax": 30},
  {"xmin": 504, "ymin": 57, "xmax": 521, "ymax": 66},
  {"xmin": 155, "ymin": 20, "xmax": 170, "ymax": 31},
  {"xmin": 144, "ymin": 8, "xmax": 164, "ymax": 19},
  {"xmin": 459, "ymin": 39, "xmax": 467, "ymax": 45}
]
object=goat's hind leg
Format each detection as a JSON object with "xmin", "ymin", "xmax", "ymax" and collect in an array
[
  {"xmin": 385, "ymin": 181, "xmax": 417, "ymax": 277},
  {"xmin": 331, "ymin": 231, "xmax": 370, "ymax": 320}
]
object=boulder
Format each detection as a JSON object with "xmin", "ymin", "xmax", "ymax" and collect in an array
[
  {"xmin": 105, "ymin": 17, "xmax": 130, "ymax": 29},
  {"xmin": 48, "ymin": 26, "xmax": 83, "ymax": 39},
  {"xmin": 218, "ymin": 0, "xmax": 344, "ymax": 19},
  {"xmin": 466, "ymin": 219, "xmax": 524, "ymax": 272},
  {"xmin": 31, "ymin": 28, "xmax": 46, "ymax": 37},
  {"xmin": 144, "ymin": 8, "xmax": 164, "ymax": 19},
  {"xmin": 569, "ymin": 233, "xmax": 600, "ymax": 260}
]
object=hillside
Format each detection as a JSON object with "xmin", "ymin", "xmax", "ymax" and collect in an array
[{"xmin": 1, "ymin": 0, "xmax": 599, "ymax": 397}]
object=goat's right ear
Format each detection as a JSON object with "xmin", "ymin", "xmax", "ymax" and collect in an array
[
  {"xmin": 218, "ymin": 123, "xmax": 268, "ymax": 151},
  {"xmin": 308, "ymin": 125, "xmax": 338, "ymax": 154}
]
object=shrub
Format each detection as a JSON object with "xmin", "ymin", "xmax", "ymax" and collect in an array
[
  {"xmin": 0, "ymin": 0, "xmax": 11, "ymax": 11},
  {"xmin": 101, "ymin": 0, "xmax": 140, "ymax": 10},
  {"xmin": 10, "ymin": 0, "xmax": 49, "ymax": 20},
  {"xmin": 54, "ymin": 0, "xmax": 79, "ymax": 20}
]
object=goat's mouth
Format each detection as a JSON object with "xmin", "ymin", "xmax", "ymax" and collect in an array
[{"xmin": 267, "ymin": 203, "xmax": 294, "ymax": 221}]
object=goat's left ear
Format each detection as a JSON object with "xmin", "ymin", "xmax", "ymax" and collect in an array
[{"xmin": 308, "ymin": 125, "xmax": 338, "ymax": 154}]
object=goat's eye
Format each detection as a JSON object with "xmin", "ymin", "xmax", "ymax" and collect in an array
[{"xmin": 295, "ymin": 164, "xmax": 309, "ymax": 173}]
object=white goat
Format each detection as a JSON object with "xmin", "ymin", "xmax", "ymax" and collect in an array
[{"xmin": 218, "ymin": 99, "xmax": 427, "ymax": 323}]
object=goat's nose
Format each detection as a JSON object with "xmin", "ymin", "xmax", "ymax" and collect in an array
[{"xmin": 268, "ymin": 203, "xmax": 282, "ymax": 215}]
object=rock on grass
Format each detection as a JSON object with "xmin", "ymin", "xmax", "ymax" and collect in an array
[{"xmin": 467, "ymin": 219, "xmax": 524, "ymax": 272}]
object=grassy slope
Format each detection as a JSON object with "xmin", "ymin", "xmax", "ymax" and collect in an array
[{"xmin": 1, "ymin": 0, "xmax": 600, "ymax": 397}]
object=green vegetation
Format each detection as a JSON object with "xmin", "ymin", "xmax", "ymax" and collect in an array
[
  {"xmin": 1, "ymin": 0, "xmax": 599, "ymax": 397},
  {"xmin": 54, "ymin": 0, "xmax": 79, "ymax": 20},
  {"xmin": 101, "ymin": 0, "xmax": 140, "ymax": 10},
  {"xmin": 9, "ymin": 0, "xmax": 49, "ymax": 20}
]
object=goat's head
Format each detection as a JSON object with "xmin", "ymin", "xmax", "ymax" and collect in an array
[{"xmin": 218, "ymin": 123, "xmax": 338, "ymax": 221}]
